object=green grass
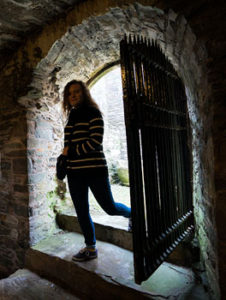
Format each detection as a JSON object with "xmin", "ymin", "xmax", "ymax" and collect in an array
[
  {"xmin": 63, "ymin": 184, "xmax": 131, "ymax": 217},
  {"xmin": 89, "ymin": 184, "xmax": 131, "ymax": 215}
]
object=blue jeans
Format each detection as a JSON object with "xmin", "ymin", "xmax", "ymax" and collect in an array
[{"xmin": 67, "ymin": 174, "xmax": 131, "ymax": 246}]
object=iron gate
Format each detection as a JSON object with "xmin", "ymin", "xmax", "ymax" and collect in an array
[{"xmin": 120, "ymin": 35, "xmax": 194, "ymax": 284}]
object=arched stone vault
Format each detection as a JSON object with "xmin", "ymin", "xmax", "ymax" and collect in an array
[{"xmin": 18, "ymin": 3, "xmax": 217, "ymax": 296}]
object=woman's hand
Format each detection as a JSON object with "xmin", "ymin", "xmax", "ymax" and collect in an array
[{"xmin": 62, "ymin": 146, "xmax": 69, "ymax": 156}]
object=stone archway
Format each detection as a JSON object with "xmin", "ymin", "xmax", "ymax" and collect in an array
[{"xmin": 18, "ymin": 3, "xmax": 217, "ymax": 295}]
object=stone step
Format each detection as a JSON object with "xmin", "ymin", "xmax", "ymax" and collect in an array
[
  {"xmin": 0, "ymin": 268, "xmax": 79, "ymax": 299},
  {"xmin": 56, "ymin": 212, "xmax": 133, "ymax": 251},
  {"xmin": 25, "ymin": 231, "xmax": 209, "ymax": 300},
  {"xmin": 56, "ymin": 211, "xmax": 194, "ymax": 267}
]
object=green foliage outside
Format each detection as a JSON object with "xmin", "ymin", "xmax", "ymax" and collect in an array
[
  {"xmin": 47, "ymin": 178, "xmax": 67, "ymax": 218},
  {"xmin": 109, "ymin": 163, "xmax": 129, "ymax": 186},
  {"xmin": 117, "ymin": 168, "xmax": 129, "ymax": 186}
]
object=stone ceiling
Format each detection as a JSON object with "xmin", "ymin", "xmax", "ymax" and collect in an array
[{"xmin": 0, "ymin": 0, "xmax": 82, "ymax": 57}]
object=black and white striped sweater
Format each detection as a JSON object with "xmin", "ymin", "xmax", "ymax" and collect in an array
[{"xmin": 64, "ymin": 105, "xmax": 108, "ymax": 176}]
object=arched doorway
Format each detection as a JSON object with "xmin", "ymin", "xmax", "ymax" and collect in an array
[{"xmin": 17, "ymin": 3, "xmax": 217, "ymax": 294}]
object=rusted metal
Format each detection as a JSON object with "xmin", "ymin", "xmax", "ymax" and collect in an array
[{"xmin": 120, "ymin": 35, "xmax": 194, "ymax": 284}]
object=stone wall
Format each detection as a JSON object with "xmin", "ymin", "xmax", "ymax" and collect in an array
[
  {"xmin": 0, "ymin": 52, "xmax": 31, "ymax": 276},
  {"xmin": 25, "ymin": 102, "xmax": 63, "ymax": 245},
  {"xmin": 0, "ymin": 105, "xmax": 29, "ymax": 277},
  {"xmin": 0, "ymin": 1, "xmax": 224, "ymax": 298},
  {"xmin": 0, "ymin": 74, "xmax": 63, "ymax": 275}
]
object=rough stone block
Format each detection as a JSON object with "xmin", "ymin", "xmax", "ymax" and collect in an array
[
  {"xmin": 0, "ymin": 121, "xmax": 13, "ymax": 131},
  {"xmin": 0, "ymin": 199, "xmax": 7, "ymax": 213},
  {"xmin": 46, "ymin": 40, "xmax": 65, "ymax": 64},
  {"xmin": 27, "ymin": 120, "xmax": 35, "ymax": 135},
  {"xmin": 11, "ymin": 121, "xmax": 27, "ymax": 139},
  {"xmin": 13, "ymin": 158, "xmax": 27, "ymax": 174},
  {"xmin": 205, "ymin": 263, "xmax": 221, "ymax": 299},
  {"xmin": 135, "ymin": 3, "xmax": 162, "ymax": 19},
  {"xmin": 13, "ymin": 184, "xmax": 28, "ymax": 194},
  {"xmin": 167, "ymin": 8, "xmax": 177, "ymax": 22},
  {"xmin": 5, "ymin": 150, "xmax": 26, "ymax": 157},
  {"xmin": 184, "ymin": 25, "xmax": 196, "ymax": 51},
  {"xmin": 0, "ymin": 254, "xmax": 15, "ymax": 269},
  {"xmin": 216, "ymin": 193, "xmax": 226, "ymax": 240},
  {"xmin": 28, "ymin": 173, "xmax": 47, "ymax": 184},
  {"xmin": 0, "ymin": 225, "xmax": 11, "ymax": 236},
  {"xmin": 95, "ymin": 14, "xmax": 118, "ymax": 32},
  {"xmin": 27, "ymin": 138, "xmax": 48, "ymax": 149},
  {"xmin": 35, "ymin": 128, "xmax": 53, "ymax": 139},
  {"xmin": 0, "ymin": 213, "xmax": 18, "ymax": 226},
  {"xmin": 1, "ymin": 161, "xmax": 11, "ymax": 170},
  {"xmin": 10, "ymin": 228, "xmax": 18, "ymax": 240},
  {"xmin": 14, "ymin": 204, "xmax": 29, "ymax": 218},
  {"xmin": 13, "ymin": 174, "xmax": 27, "ymax": 185},
  {"xmin": 194, "ymin": 40, "xmax": 208, "ymax": 63},
  {"xmin": 165, "ymin": 21, "xmax": 176, "ymax": 43}
]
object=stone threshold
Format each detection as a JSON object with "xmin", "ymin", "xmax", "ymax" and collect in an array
[
  {"xmin": 25, "ymin": 232, "xmax": 164, "ymax": 299},
  {"xmin": 56, "ymin": 211, "xmax": 196, "ymax": 267},
  {"xmin": 25, "ymin": 231, "xmax": 209, "ymax": 300},
  {"xmin": 23, "ymin": 211, "xmax": 209, "ymax": 299},
  {"xmin": 56, "ymin": 211, "xmax": 133, "ymax": 251}
]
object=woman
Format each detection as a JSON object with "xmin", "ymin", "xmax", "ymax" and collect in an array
[{"xmin": 62, "ymin": 80, "xmax": 131, "ymax": 261}]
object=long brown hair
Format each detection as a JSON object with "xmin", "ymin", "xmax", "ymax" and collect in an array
[{"xmin": 63, "ymin": 80, "xmax": 100, "ymax": 115}]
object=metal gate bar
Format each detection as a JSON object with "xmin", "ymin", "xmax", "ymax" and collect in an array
[{"xmin": 120, "ymin": 35, "xmax": 194, "ymax": 283}]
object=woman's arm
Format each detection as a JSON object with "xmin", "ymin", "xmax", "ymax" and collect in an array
[
  {"xmin": 62, "ymin": 146, "xmax": 69, "ymax": 156},
  {"xmin": 68, "ymin": 108, "xmax": 104, "ymax": 157},
  {"xmin": 62, "ymin": 121, "xmax": 73, "ymax": 156}
]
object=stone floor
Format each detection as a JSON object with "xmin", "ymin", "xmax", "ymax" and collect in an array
[{"xmin": 0, "ymin": 268, "xmax": 79, "ymax": 300}]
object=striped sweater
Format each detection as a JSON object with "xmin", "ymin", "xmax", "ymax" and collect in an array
[{"xmin": 64, "ymin": 105, "xmax": 108, "ymax": 176}]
